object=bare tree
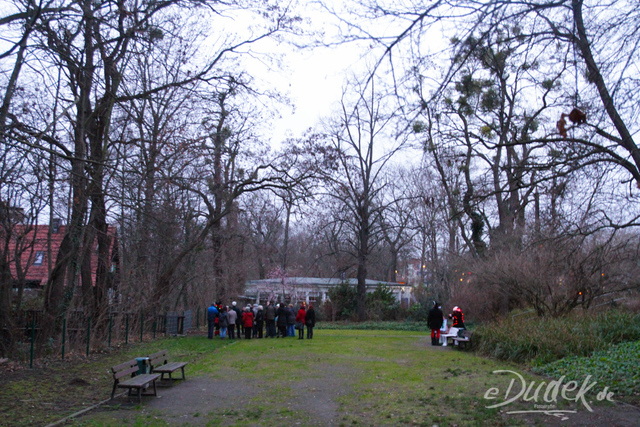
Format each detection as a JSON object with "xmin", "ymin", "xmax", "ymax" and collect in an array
[
  {"xmin": 379, "ymin": 169, "xmax": 417, "ymax": 283},
  {"xmin": 322, "ymin": 79, "xmax": 407, "ymax": 320}
]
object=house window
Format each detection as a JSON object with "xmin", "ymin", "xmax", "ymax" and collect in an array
[
  {"xmin": 34, "ymin": 251, "xmax": 44, "ymax": 266},
  {"xmin": 308, "ymin": 291, "xmax": 321, "ymax": 303}
]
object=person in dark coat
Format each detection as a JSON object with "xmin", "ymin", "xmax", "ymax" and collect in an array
[
  {"xmin": 255, "ymin": 305, "xmax": 264, "ymax": 338},
  {"xmin": 295, "ymin": 304, "xmax": 306, "ymax": 340},
  {"xmin": 252, "ymin": 304, "xmax": 259, "ymax": 338},
  {"xmin": 207, "ymin": 303, "xmax": 218, "ymax": 339},
  {"xmin": 265, "ymin": 301, "xmax": 276, "ymax": 338},
  {"xmin": 276, "ymin": 303, "xmax": 288, "ymax": 338},
  {"xmin": 427, "ymin": 301, "xmax": 444, "ymax": 345},
  {"xmin": 304, "ymin": 305, "xmax": 316, "ymax": 339}
]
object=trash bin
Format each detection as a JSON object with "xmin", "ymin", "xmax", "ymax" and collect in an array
[{"xmin": 135, "ymin": 357, "xmax": 150, "ymax": 375}]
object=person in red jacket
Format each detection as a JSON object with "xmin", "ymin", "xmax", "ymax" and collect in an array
[
  {"xmin": 242, "ymin": 307, "xmax": 254, "ymax": 340},
  {"xmin": 449, "ymin": 306, "xmax": 465, "ymax": 329},
  {"xmin": 295, "ymin": 303, "xmax": 306, "ymax": 340}
]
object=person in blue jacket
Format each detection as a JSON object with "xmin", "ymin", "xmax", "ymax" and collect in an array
[{"xmin": 207, "ymin": 302, "xmax": 219, "ymax": 339}]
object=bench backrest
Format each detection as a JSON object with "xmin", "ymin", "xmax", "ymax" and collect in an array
[
  {"xmin": 112, "ymin": 359, "xmax": 140, "ymax": 380},
  {"xmin": 148, "ymin": 350, "xmax": 169, "ymax": 368}
]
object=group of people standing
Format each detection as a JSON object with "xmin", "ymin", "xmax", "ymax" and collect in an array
[
  {"xmin": 207, "ymin": 300, "xmax": 316, "ymax": 340},
  {"xmin": 427, "ymin": 301, "xmax": 465, "ymax": 345}
]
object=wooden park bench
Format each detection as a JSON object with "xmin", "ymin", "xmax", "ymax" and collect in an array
[
  {"xmin": 451, "ymin": 330, "xmax": 473, "ymax": 350},
  {"xmin": 148, "ymin": 350, "xmax": 188, "ymax": 383},
  {"xmin": 111, "ymin": 359, "xmax": 161, "ymax": 403}
]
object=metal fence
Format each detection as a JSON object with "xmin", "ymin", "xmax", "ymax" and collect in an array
[{"xmin": 1, "ymin": 307, "xmax": 209, "ymax": 367}]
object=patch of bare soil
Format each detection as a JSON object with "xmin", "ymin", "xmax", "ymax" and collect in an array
[
  {"xmin": 90, "ymin": 363, "xmax": 357, "ymax": 426},
  {"xmin": 290, "ymin": 364, "xmax": 357, "ymax": 424},
  {"xmin": 98, "ymin": 377, "xmax": 262, "ymax": 425}
]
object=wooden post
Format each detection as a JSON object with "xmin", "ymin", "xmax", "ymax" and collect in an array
[
  {"xmin": 108, "ymin": 315, "xmax": 112, "ymax": 348},
  {"xmin": 86, "ymin": 316, "xmax": 91, "ymax": 357},
  {"xmin": 61, "ymin": 318, "xmax": 66, "ymax": 360},
  {"xmin": 29, "ymin": 319, "xmax": 35, "ymax": 369}
]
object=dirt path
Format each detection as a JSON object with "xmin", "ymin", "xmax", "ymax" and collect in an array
[{"xmin": 87, "ymin": 362, "xmax": 357, "ymax": 426}]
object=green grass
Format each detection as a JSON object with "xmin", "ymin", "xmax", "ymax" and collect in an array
[
  {"xmin": 316, "ymin": 321, "xmax": 430, "ymax": 332},
  {"xmin": 70, "ymin": 331, "xmax": 564, "ymax": 426},
  {"xmin": 1, "ymin": 329, "xmax": 623, "ymax": 426}
]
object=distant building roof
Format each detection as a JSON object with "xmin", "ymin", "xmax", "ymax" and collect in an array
[{"xmin": 246, "ymin": 277, "xmax": 406, "ymax": 288}]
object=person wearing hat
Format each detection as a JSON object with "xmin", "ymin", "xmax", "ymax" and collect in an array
[
  {"xmin": 276, "ymin": 303, "xmax": 288, "ymax": 338},
  {"xmin": 227, "ymin": 305, "xmax": 237, "ymax": 339},
  {"xmin": 449, "ymin": 306, "xmax": 465, "ymax": 329},
  {"xmin": 427, "ymin": 301, "xmax": 444, "ymax": 346},
  {"xmin": 207, "ymin": 302, "xmax": 219, "ymax": 339},
  {"xmin": 231, "ymin": 301, "xmax": 242, "ymax": 339}
]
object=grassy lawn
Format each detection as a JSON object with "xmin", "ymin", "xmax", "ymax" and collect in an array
[{"xmin": 0, "ymin": 330, "xmax": 619, "ymax": 426}]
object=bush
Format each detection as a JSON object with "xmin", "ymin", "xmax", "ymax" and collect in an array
[
  {"xmin": 327, "ymin": 283, "xmax": 357, "ymax": 320},
  {"xmin": 405, "ymin": 302, "xmax": 431, "ymax": 321},
  {"xmin": 463, "ymin": 236, "xmax": 640, "ymax": 319},
  {"xmin": 312, "ymin": 302, "xmax": 328, "ymax": 322},
  {"xmin": 365, "ymin": 285, "xmax": 398, "ymax": 320},
  {"xmin": 534, "ymin": 340, "xmax": 640, "ymax": 400},
  {"xmin": 327, "ymin": 283, "xmax": 411, "ymax": 321},
  {"xmin": 472, "ymin": 310, "xmax": 640, "ymax": 365}
]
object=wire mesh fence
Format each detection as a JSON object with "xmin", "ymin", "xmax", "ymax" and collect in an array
[{"xmin": 1, "ymin": 307, "xmax": 208, "ymax": 366}]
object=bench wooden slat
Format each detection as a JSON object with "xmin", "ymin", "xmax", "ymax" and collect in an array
[
  {"xmin": 152, "ymin": 362, "xmax": 188, "ymax": 373},
  {"xmin": 451, "ymin": 331, "xmax": 473, "ymax": 349},
  {"xmin": 112, "ymin": 359, "xmax": 138, "ymax": 372},
  {"xmin": 117, "ymin": 373, "xmax": 161, "ymax": 388},
  {"xmin": 113, "ymin": 365, "xmax": 140, "ymax": 380}
]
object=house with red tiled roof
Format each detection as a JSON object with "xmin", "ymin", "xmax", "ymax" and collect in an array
[{"xmin": 8, "ymin": 220, "xmax": 117, "ymax": 289}]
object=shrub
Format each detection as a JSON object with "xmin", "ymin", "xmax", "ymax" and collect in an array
[
  {"xmin": 464, "ymin": 235, "xmax": 640, "ymax": 319},
  {"xmin": 327, "ymin": 283, "xmax": 357, "ymax": 321},
  {"xmin": 327, "ymin": 283, "xmax": 410, "ymax": 321},
  {"xmin": 534, "ymin": 340, "xmax": 640, "ymax": 400},
  {"xmin": 472, "ymin": 310, "xmax": 640, "ymax": 365},
  {"xmin": 365, "ymin": 285, "xmax": 396, "ymax": 320}
]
